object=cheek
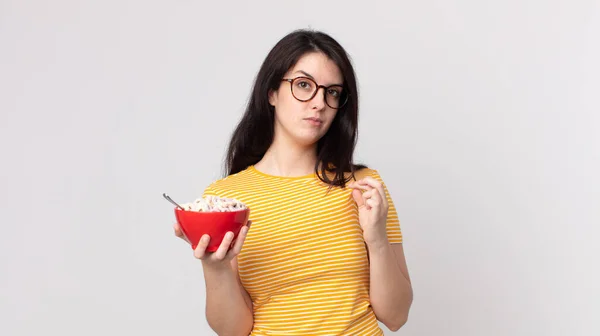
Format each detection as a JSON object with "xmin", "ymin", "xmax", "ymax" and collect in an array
[
  {"xmin": 283, "ymin": 91, "xmax": 302, "ymax": 108},
  {"xmin": 274, "ymin": 101, "xmax": 297, "ymax": 124},
  {"xmin": 276, "ymin": 95, "xmax": 304, "ymax": 117},
  {"xmin": 325, "ymin": 111, "xmax": 338, "ymax": 124}
]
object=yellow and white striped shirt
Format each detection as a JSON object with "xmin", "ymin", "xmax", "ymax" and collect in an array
[{"xmin": 202, "ymin": 165, "xmax": 403, "ymax": 335}]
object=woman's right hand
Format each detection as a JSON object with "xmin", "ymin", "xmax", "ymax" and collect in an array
[{"xmin": 173, "ymin": 221, "xmax": 252, "ymax": 269}]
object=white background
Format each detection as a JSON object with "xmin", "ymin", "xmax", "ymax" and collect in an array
[{"xmin": 1, "ymin": 1, "xmax": 599, "ymax": 335}]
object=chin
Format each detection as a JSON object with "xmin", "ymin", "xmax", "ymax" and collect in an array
[{"xmin": 293, "ymin": 133, "xmax": 324, "ymax": 147}]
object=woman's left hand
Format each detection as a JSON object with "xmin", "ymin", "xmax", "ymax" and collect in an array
[{"xmin": 348, "ymin": 177, "xmax": 389, "ymax": 248}]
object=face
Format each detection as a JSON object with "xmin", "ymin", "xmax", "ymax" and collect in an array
[{"xmin": 268, "ymin": 52, "xmax": 344, "ymax": 148}]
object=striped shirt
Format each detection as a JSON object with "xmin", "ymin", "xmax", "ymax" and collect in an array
[{"xmin": 202, "ymin": 165, "xmax": 403, "ymax": 335}]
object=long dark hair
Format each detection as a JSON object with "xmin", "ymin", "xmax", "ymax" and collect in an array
[{"xmin": 223, "ymin": 29, "xmax": 366, "ymax": 187}]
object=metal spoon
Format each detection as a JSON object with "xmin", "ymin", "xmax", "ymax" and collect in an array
[{"xmin": 162, "ymin": 193, "xmax": 185, "ymax": 210}]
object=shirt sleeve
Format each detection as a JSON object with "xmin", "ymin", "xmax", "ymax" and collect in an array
[
  {"xmin": 370, "ymin": 169, "xmax": 403, "ymax": 244},
  {"xmin": 201, "ymin": 182, "xmax": 218, "ymax": 198}
]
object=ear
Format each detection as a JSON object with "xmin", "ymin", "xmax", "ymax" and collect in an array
[{"xmin": 268, "ymin": 89, "xmax": 278, "ymax": 107}]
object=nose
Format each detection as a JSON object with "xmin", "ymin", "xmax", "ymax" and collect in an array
[{"xmin": 310, "ymin": 87, "xmax": 327, "ymax": 110}]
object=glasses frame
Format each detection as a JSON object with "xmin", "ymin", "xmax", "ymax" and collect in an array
[{"xmin": 281, "ymin": 76, "xmax": 349, "ymax": 109}]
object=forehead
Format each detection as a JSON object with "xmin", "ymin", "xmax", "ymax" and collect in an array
[{"xmin": 287, "ymin": 52, "xmax": 343, "ymax": 85}]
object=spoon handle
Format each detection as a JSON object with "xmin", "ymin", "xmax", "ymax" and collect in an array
[{"xmin": 162, "ymin": 193, "xmax": 185, "ymax": 210}]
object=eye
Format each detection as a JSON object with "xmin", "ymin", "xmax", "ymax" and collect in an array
[
  {"xmin": 297, "ymin": 80, "xmax": 312, "ymax": 90},
  {"xmin": 327, "ymin": 88, "xmax": 341, "ymax": 98}
]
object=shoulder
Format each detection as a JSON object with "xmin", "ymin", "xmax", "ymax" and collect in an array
[
  {"xmin": 203, "ymin": 166, "xmax": 254, "ymax": 195},
  {"xmin": 350, "ymin": 167, "xmax": 384, "ymax": 181},
  {"xmin": 352, "ymin": 167, "xmax": 398, "ymax": 203}
]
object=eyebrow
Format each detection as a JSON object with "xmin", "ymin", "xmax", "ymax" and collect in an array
[{"xmin": 293, "ymin": 70, "xmax": 343, "ymax": 87}]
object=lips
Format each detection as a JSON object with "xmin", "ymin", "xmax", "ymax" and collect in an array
[{"xmin": 304, "ymin": 117, "xmax": 322, "ymax": 125}]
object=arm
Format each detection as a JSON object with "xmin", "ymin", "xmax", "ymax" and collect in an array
[
  {"xmin": 203, "ymin": 256, "xmax": 253, "ymax": 336},
  {"xmin": 349, "ymin": 175, "xmax": 413, "ymax": 331},
  {"xmin": 367, "ymin": 241, "xmax": 413, "ymax": 331},
  {"xmin": 175, "ymin": 221, "xmax": 254, "ymax": 336}
]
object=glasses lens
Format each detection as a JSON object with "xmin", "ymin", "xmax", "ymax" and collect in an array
[
  {"xmin": 291, "ymin": 77, "xmax": 317, "ymax": 101},
  {"xmin": 290, "ymin": 77, "xmax": 348, "ymax": 109},
  {"xmin": 324, "ymin": 85, "xmax": 346, "ymax": 109}
]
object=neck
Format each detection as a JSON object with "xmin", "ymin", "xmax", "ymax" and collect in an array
[{"xmin": 255, "ymin": 136, "xmax": 318, "ymax": 177}]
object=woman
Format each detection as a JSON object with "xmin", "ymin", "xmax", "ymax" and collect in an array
[{"xmin": 173, "ymin": 29, "xmax": 413, "ymax": 335}]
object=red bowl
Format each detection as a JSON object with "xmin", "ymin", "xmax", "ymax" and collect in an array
[{"xmin": 174, "ymin": 207, "xmax": 250, "ymax": 252}]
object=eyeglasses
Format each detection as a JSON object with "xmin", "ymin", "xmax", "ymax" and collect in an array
[{"xmin": 281, "ymin": 77, "xmax": 349, "ymax": 109}]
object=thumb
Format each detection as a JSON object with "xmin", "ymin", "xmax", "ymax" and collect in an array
[{"xmin": 352, "ymin": 189, "xmax": 365, "ymax": 208}]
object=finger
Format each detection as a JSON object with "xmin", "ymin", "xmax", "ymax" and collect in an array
[
  {"xmin": 362, "ymin": 189, "xmax": 379, "ymax": 200},
  {"xmin": 173, "ymin": 223, "xmax": 190, "ymax": 243},
  {"xmin": 225, "ymin": 221, "xmax": 252, "ymax": 259},
  {"xmin": 213, "ymin": 231, "xmax": 235, "ymax": 260},
  {"xmin": 173, "ymin": 222, "xmax": 183, "ymax": 236},
  {"xmin": 351, "ymin": 189, "xmax": 365, "ymax": 208},
  {"xmin": 362, "ymin": 177, "xmax": 386, "ymax": 201},
  {"xmin": 193, "ymin": 234, "xmax": 210, "ymax": 259},
  {"xmin": 173, "ymin": 222, "xmax": 186, "ymax": 240},
  {"xmin": 349, "ymin": 182, "xmax": 373, "ymax": 191},
  {"xmin": 365, "ymin": 189, "xmax": 384, "ymax": 210},
  {"xmin": 354, "ymin": 177, "xmax": 381, "ymax": 188},
  {"xmin": 364, "ymin": 189, "xmax": 379, "ymax": 201},
  {"xmin": 227, "ymin": 225, "xmax": 250, "ymax": 258},
  {"xmin": 366, "ymin": 198, "xmax": 379, "ymax": 209},
  {"xmin": 355, "ymin": 177, "xmax": 387, "ymax": 207},
  {"xmin": 349, "ymin": 182, "xmax": 373, "ymax": 204}
]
